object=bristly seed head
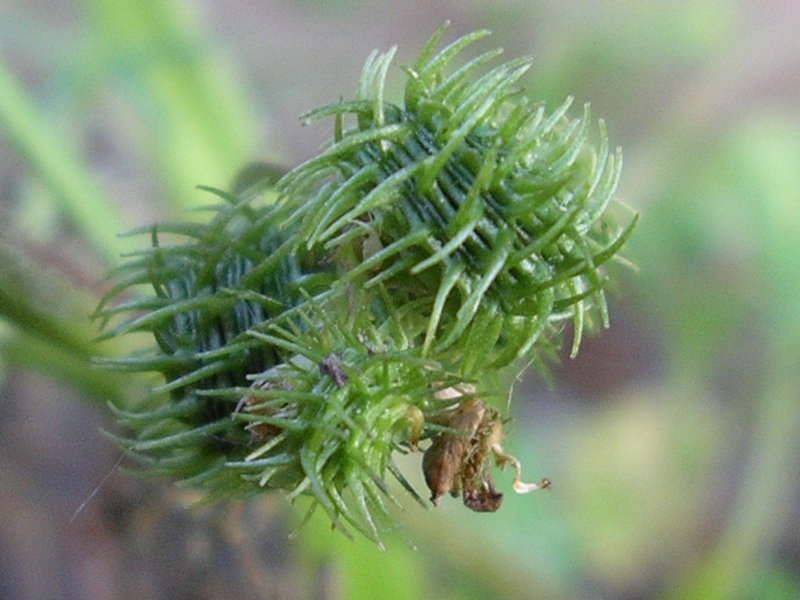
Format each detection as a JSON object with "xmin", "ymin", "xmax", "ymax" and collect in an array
[{"xmin": 94, "ymin": 22, "xmax": 636, "ymax": 545}]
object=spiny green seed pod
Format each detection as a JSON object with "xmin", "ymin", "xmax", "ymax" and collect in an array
[
  {"xmin": 95, "ymin": 23, "xmax": 636, "ymax": 545},
  {"xmin": 278, "ymin": 25, "xmax": 637, "ymax": 374}
]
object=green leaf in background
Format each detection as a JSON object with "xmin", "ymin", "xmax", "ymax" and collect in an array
[{"xmin": 82, "ymin": 0, "xmax": 259, "ymax": 212}]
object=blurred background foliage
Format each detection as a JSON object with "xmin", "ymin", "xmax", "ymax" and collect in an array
[{"xmin": 1, "ymin": 1, "xmax": 799, "ymax": 598}]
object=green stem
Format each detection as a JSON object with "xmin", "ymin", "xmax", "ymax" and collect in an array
[{"xmin": 1, "ymin": 331, "xmax": 125, "ymax": 405}]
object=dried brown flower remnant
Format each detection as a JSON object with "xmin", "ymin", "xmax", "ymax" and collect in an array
[
  {"xmin": 462, "ymin": 480, "xmax": 504, "ymax": 512},
  {"xmin": 461, "ymin": 417, "xmax": 505, "ymax": 512},
  {"xmin": 422, "ymin": 391, "xmax": 551, "ymax": 512},
  {"xmin": 423, "ymin": 398, "xmax": 485, "ymax": 506},
  {"xmin": 236, "ymin": 379, "xmax": 294, "ymax": 442},
  {"xmin": 319, "ymin": 353, "xmax": 348, "ymax": 387},
  {"xmin": 406, "ymin": 405, "xmax": 425, "ymax": 451}
]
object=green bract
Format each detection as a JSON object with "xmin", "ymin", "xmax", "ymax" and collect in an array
[{"xmin": 96, "ymin": 24, "xmax": 637, "ymax": 545}]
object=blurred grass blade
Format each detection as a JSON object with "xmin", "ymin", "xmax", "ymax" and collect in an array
[
  {"xmin": 0, "ymin": 59, "xmax": 135, "ymax": 265},
  {"xmin": 83, "ymin": 0, "xmax": 259, "ymax": 211}
]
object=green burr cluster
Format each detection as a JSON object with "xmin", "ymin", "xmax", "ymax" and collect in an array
[{"xmin": 95, "ymin": 23, "xmax": 636, "ymax": 544}]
